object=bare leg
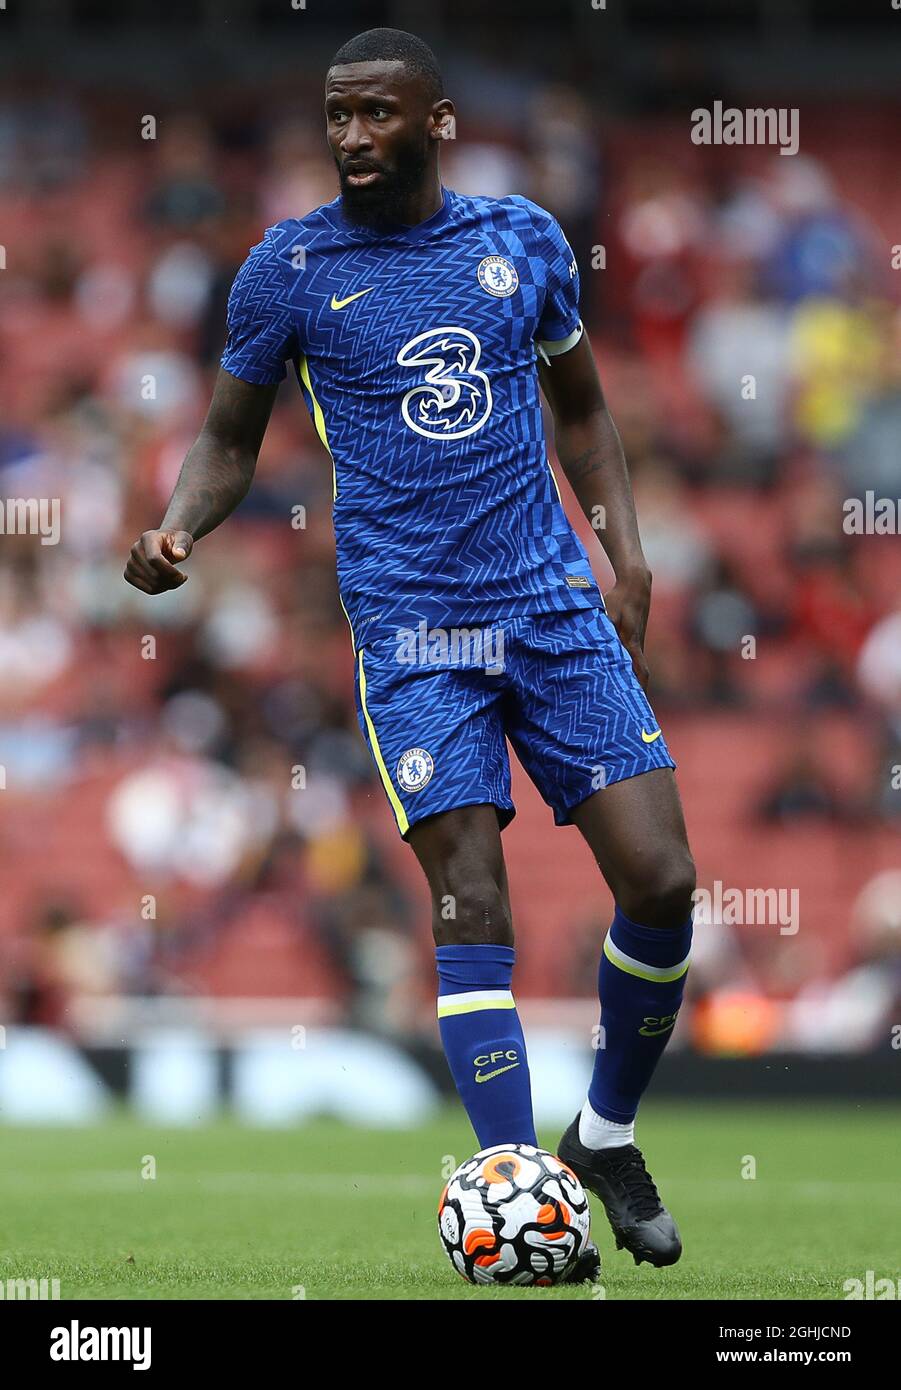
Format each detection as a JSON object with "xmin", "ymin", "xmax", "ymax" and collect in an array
[
  {"xmin": 569, "ymin": 768, "xmax": 695, "ymax": 928},
  {"xmin": 409, "ymin": 804, "xmax": 513, "ymax": 947}
]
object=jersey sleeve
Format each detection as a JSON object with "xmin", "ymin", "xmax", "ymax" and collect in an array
[
  {"xmin": 535, "ymin": 213, "xmax": 583, "ymax": 359},
  {"xmin": 220, "ymin": 229, "xmax": 298, "ymax": 385}
]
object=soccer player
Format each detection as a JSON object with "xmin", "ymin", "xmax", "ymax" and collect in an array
[{"xmin": 125, "ymin": 28, "xmax": 695, "ymax": 1275}]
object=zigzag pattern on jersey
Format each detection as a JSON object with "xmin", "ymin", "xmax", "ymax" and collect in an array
[
  {"xmin": 222, "ymin": 188, "xmax": 603, "ymax": 641},
  {"xmin": 222, "ymin": 231, "xmax": 298, "ymax": 384}
]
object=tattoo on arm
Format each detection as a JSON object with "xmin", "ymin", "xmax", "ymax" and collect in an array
[
  {"xmin": 553, "ymin": 409, "xmax": 648, "ymax": 578},
  {"xmin": 160, "ymin": 371, "xmax": 277, "ymax": 540},
  {"xmin": 563, "ymin": 444, "xmax": 604, "ymax": 482},
  {"xmin": 160, "ymin": 436, "xmax": 256, "ymax": 541}
]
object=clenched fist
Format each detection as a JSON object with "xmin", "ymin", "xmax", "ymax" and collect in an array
[{"xmin": 124, "ymin": 530, "xmax": 194, "ymax": 594}]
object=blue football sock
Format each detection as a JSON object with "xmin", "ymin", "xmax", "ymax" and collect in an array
[
  {"xmin": 588, "ymin": 906, "xmax": 692, "ymax": 1126},
  {"xmin": 436, "ymin": 943, "xmax": 537, "ymax": 1149}
]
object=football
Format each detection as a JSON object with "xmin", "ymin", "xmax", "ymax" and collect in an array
[{"xmin": 438, "ymin": 1142, "xmax": 591, "ymax": 1286}]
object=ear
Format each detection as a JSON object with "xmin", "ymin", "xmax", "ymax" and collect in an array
[{"xmin": 431, "ymin": 99, "xmax": 457, "ymax": 143}]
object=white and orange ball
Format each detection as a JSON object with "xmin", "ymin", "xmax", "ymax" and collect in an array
[{"xmin": 438, "ymin": 1143, "xmax": 591, "ymax": 1286}]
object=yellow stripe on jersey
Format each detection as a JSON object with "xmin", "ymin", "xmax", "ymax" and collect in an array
[
  {"xmin": 338, "ymin": 592, "xmax": 356, "ymax": 654},
  {"xmin": 293, "ymin": 355, "xmax": 353, "ymax": 644},
  {"xmin": 297, "ymin": 354, "xmax": 337, "ymax": 499}
]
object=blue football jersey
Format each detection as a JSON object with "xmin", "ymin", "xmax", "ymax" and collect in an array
[{"xmin": 220, "ymin": 186, "xmax": 604, "ymax": 646}]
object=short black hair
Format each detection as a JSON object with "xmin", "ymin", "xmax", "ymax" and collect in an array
[{"xmin": 329, "ymin": 28, "xmax": 443, "ymax": 105}]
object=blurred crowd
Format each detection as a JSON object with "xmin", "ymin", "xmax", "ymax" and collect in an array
[{"xmin": 0, "ymin": 75, "xmax": 899, "ymax": 1051}]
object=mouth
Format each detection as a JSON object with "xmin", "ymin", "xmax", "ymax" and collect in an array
[{"xmin": 343, "ymin": 167, "xmax": 384, "ymax": 188}]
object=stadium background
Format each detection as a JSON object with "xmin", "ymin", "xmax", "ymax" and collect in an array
[{"xmin": 1, "ymin": 0, "xmax": 899, "ymax": 1138}]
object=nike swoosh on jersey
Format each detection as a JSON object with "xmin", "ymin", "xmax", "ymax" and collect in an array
[
  {"xmin": 474, "ymin": 1063, "xmax": 520, "ymax": 1084},
  {"xmin": 641, "ymin": 728, "xmax": 663, "ymax": 743},
  {"xmin": 330, "ymin": 288, "xmax": 375, "ymax": 310}
]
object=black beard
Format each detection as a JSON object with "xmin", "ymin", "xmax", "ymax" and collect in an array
[{"xmin": 337, "ymin": 143, "xmax": 430, "ymax": 231}]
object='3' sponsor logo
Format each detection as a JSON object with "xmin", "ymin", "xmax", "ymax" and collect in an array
[{"xmin": 397, "ymin": 326, "xmax": 492, "ymax": 441}]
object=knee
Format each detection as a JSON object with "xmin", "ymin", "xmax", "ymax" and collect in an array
[
  {"xmin": 614, "ymin": 848, "xmax": 696, "ymax": 930},
  {"xmin": 433, "ymin": 877, "xmax": 512, "ymax": 947}
]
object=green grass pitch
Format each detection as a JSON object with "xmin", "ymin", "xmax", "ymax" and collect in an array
[{"xmin": 1, "ymin": 1102, "xmax": 897, "ymax": 1300}]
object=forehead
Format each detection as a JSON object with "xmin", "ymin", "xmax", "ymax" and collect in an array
[{"xmin": 325, "ymin": 60, "xmax": 420, "ymax": 102}]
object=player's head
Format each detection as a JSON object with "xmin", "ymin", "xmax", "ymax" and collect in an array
[{"xmin": 326, "ymin": 28, "xmax": 454, "ymax": 228}]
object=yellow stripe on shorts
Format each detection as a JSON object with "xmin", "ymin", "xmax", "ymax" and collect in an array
[{"xmin": 358, "ymin": 650, "xmax": 409, "ymax": 835}]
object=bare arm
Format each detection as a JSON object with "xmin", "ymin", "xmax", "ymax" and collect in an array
[
  {"xmin": 538, "ymin": 334, "xmax": 653, "ymax": 687},
  {"xmin": 124, "ymin": 368, "xmax": 278, "ymax": 594}
]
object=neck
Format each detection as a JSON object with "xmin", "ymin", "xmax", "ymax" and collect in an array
[{"xmin": 395, "ymin": 174, "xmax": 444, "ymax": 226}]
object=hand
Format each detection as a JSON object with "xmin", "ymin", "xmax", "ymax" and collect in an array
[
  {"xmin": 124, "ymin": 530, "xmax": 194, "ymax": 594},
  {"xmin": 604, "ymin": 567, "xmax": 652, "ymax": 691}
]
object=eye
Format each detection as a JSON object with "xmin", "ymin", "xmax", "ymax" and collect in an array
[
  {"xmin": 371, "ymin": 107, "xmax": 390, "ymax": 121},
  {"xmin": 329, "ymin": 109, "xmax": 349, "ymax": 125}
]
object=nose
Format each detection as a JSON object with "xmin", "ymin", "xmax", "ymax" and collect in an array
[{"xmin": 340, "ymin": 115, "xmax": 373, "ymax": 158}]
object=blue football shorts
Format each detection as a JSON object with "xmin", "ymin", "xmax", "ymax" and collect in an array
[{"xmin": 353, "ymin": 606, "xmax": 675, "ymax": 839}]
